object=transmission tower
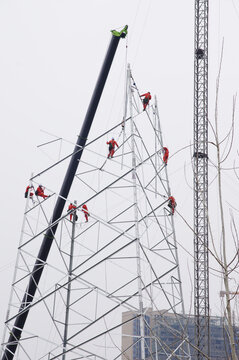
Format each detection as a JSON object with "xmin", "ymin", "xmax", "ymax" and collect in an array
[
  {"xmin": 193, "ymin": 0, "xmax": 209, "ymax": 358},
  {"xmin": 1, "ymin": 63, "xmax": 191, "ymax": 359}
]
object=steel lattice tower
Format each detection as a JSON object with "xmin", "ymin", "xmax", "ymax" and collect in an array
[
  {"xmin": 193, "ymin": 0, "xmax": 209, "ymax": 358},
  {"xmin": 1, "ymin": 68, "xmax": 192, "ymax": 360}
]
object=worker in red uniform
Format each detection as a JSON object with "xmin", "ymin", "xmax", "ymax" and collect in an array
[
  {"xmin": 68, "ymin": 203, "xmax": 77, "ymax": 221},
  {"xmin": 35, "ymin": 185, "xmax": 48, "ymax": 199},
  {"xmin": 107, "ymin": 138, "xmax": 119, "ymax": 158},
  {"xmin": 163, "ymin": 147, "xmax": 169, "ymax": 165},
  {"xmin": 168, "ymin": 196, "xmax": 177, "ymax": 215},
  {"xmin": 140, "ymin": 92, "xmax": 151, "ymax": 111},
  {"xmin": 25, "ymin": 185, "xmax": 34, "ymax": 199},
  {"xmin": 82, "ymin": 204, "xmax": 89, "ymax": 222}
]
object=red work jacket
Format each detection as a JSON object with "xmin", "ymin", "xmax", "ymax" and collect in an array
[
  {"xmin": 141, "ymin": 92, "xmax": 151, "ymax": 101},
  {"xmin": 107, "ymin": 140, "xmax": 118, "ymax": 149}
]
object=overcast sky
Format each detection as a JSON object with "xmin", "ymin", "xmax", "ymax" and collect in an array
[{"xmin": 0, "ymin": 0, "xmax": 239, "ymax": 345}]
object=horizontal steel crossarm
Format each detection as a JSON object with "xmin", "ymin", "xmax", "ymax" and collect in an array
[
  {"xmin": 18, "ymin": 149, "xmax": 164, "ymax": 251},
  {"xmin": 6, "ymin": 195, "xmax": 168, "ymax": 326}
]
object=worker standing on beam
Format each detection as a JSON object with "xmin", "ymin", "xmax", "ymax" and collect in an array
[
  {"xmin": 107, "ymin": 137, "xmax": 119, "ymax": 158},
  {"xmin": 163, "ymin": 147, "xmax": 169, "ymax": 165},
  {"xmin": 168, "ymin": 196, "xmax": 176, "ymax": 215},
  {"xmin": 35, "ymin": 185, "xmax": 49, "ymax": 199},
  {"xmin": 140, "ymin": 92, "xmax": 151, "ymax": 111},
  {"xmin": 25, "ymin": 185, "xmax": 34, "ymax": 199},
  {"xmin": 68, "ymin": 203, "xmax": 78, "ymax": 221},
  {"xmin": 82, "ymin": 204, "xmax": 89, "ymax": 222}
]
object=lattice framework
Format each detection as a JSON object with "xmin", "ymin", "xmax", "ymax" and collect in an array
[{"xmin": 194, "ymin": 0, "xmax": 209, "ymax": 358}]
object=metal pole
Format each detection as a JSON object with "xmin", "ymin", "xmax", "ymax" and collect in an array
[
  {"xmin": 62, "ymin": 201, "xmax": 77, "ymax": 360},
  {"xmin": 2, "ymin": 25, "xmax": 128, "ymax": 360},
  {"xmin": 128, "ymin": 64, "xmax": 145, "ymax": 360},
  {"xmin": 121, "ymin": 60, "xmax": 128, "ymax": 170}
]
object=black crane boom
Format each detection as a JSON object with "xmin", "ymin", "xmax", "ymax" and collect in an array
[{"xmin": 2, "ymin": 25, "xmax": 128, "ymax": 360}]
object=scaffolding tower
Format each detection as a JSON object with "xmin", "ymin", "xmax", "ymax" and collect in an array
[{"xmin": 193, "ymin": 0, "xmax": 209, "ymax": 358}]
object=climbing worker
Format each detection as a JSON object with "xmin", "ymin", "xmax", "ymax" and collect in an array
[
  {"xmin": 168, "ymin": 196, "xmax": 177, "ymax": 215},
  {"xmin": 35, "ymin": 185, "xmax": 49, "ymax": 199},
  {"xmin": 82, "ymin": 204, "xmax": 89, "ymax": 222},
  {"xmin": 140, "ymin": 92, "xmax": 151, "ymax": 111},
  {"xmin": 68, "ymin": 203, "xmax": 78, "ymax": 221},
  {"xmin": 25, "ymin": 185, "xmax": 34, "ymax": 199},
  {"xmin": 163, "ymin": 147, "xmax": 169, "ymax": 165},
  {"xmin": 106, "ymin": 138, "xmax": 119, "ymax": 158}
]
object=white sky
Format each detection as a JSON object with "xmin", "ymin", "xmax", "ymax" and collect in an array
[{"xmin": 0, "ymin": 0, "xmax": 239, "ymax": 343}]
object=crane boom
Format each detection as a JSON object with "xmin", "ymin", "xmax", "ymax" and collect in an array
[{"xmin": 2, "ymin": 25, "xmax": 128, "ymax": 360}]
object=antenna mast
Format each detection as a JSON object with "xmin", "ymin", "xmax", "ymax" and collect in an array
[{"xmin": 193, "ymin": 0, "xmax": 209, "ymax": 358}]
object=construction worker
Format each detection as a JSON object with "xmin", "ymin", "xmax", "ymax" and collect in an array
[
  {"xmin": 82, "ymin": 204, "xmax": 89, "ymax": 222},
  {"xmin": 140, "ymin": 92, "xmax": 151, "ymax": 111},
  {"xmin": 163, "ymin": 147, "xmax": 169, "ymax": 165},
  {"xmin": 25, "ymin": 185, "xmax": 34, "ymax": 199},
  {"xmin": 168, "ymin": 196, "xmax": 177, "ymax": 215},
  {"xmin": 35, "ymin": 185, "xmax": 48, "ymax": 199},
  {"xmin": 68, "ymin": 203, "xmax": 77, "ymax": 221},
  {"xmin": 107, "ymin": 138, "xmax": 119, "ymax": 158}
]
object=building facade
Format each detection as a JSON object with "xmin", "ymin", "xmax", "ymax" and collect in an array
[{"xmin": 122, "ymin": 309, "xmax": 239, "ymax": 359}]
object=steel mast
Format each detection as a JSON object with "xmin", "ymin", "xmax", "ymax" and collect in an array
[{"xmin": 193, "ymin": 0, "xmax": 209, "ymax": 358}]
